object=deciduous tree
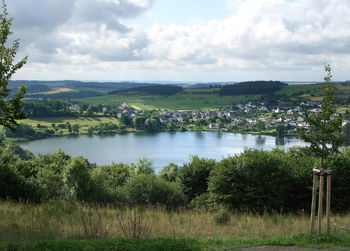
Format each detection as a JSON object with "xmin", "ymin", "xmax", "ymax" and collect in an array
[
  {"xmin": 0, "ymin": 1, "xmax": 27, "ymax": 131},
  {"xmin": 298, "ymin": 65, "xmax": 344, "ymax": 169}
]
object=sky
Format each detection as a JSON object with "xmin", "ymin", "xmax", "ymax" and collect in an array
[{"xmin": 6, "ymin": 0, "xmax": 350, "ymax": 82}]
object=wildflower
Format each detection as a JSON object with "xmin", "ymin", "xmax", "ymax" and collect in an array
[{"xmin": 206, "ymin": 232, "xmax": 211, "ymax": 240}]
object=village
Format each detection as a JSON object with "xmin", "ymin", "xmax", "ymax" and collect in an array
[{"xmin": 73, "ymin": 101, "xmax": 349, "ymax": 135}]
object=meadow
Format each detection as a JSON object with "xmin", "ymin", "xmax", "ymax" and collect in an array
[
  {"xmin": 72, "ymin": 89, "xmax": 260, "ymax": 110},
  {"xmin": 1, "ymin": 201, "xmax": 350, "ymax": 250},
  {"xmin": 71, "ymin": 84, "xmax": 338, "ymax": 110}
]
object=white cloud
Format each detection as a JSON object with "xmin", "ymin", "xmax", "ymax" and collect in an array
[{"xmin": 7, "ymin": 0, "xmax": 350, "ymax": 81}]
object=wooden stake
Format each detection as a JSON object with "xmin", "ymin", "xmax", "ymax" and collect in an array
[
  {"xmin": 326, "ymin": 170, "xmax": 332, "ymax": 235},
  {"xmin": 317, "ymin": 170, "xmax": 324, "ymax": 237},
  {"xmin": 310, "ymin": 173, "xmax": 317, "ymax": 233}
]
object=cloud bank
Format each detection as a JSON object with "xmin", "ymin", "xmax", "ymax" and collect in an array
[{"xmin": 7, "ymin": 0, "xmax": 350, "ymax": 81}]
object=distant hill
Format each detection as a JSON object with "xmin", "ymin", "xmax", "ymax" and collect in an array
[
  {"xmin": 8, "ymin": 80, "xmax": 153, "ymax": 99},
  {"xmin": 219, "ymin": 81, "xmax": 286, "ymax": 96},
  {"xmin": 109, "ymin": 84, "xmax": 183, "ymax": 96},
  {"xmin": 188, "ymin": 83, "xmax": 227, "ymax": 89},
  {"xmin": 70, "ymin": 81, "xmax": 150, "ymax": 90}
]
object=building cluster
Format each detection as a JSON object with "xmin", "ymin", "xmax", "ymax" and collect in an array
[{"xmin": 70, "ymin": 101, "xmax": 349, "ymax": 133}]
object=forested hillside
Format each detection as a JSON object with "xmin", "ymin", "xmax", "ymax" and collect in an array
[{"xmin": 219, "ymin": 81, "xmax": 286, "ymax": 95}]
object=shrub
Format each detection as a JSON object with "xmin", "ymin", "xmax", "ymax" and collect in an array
[
  {"xmin": 63, "ymin": 156, "xmax": 95, "ymax": 201},
  {"xmin": 159, "ymin": 163, "xmax": 179, "ymax": 182},
  {"xmin": 134, "ymin": 157, "xmax": 155, "ymax": 175},
  {"xmin": 124, "ymin": 174, "xmax": 186, "ymax": 209},
  {"xmin": 213, "ymin": 206, "xmax": 231, "ymax": 225},
  {"xmin": 178, "ymin": 155, "xmax": 216, "ymax": 202},
  {"xmin": 0, "ymin": 147, "xmax": 42, "ymax": 202},
  {"xmin": 328, "ymin": 147, "xmax": 350, "ymax": 212},
  {"xmin": 208, "ymin": 149, "xmax": 294, "ymax": 212},
  {"xmin": 34, "ymin": 149, "xmax": 71, "ymax": 200}
]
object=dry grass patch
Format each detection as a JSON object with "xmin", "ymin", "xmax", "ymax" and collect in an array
[{"xmin": 1, "ymin": 201, "xmax": 350, "ymax": 242}]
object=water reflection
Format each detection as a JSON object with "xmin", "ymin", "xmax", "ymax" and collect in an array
[
  {"xmin": 216, "ymin": 132, "xmax": 223, "ymax": 139},
  {"xmin": 275, "ymin": 136, "xmax": 286, "ymax": 146},
  {"xmin": 195, "ymin": 131, "xmax": 204, "ymax": 138},
  {"xmin": 19, "ymin": 131, "xmax": 308, "ymax": 172},
  {"xmin": 255, "ymin": 135, "xmax": 266, "ymax": 146}
]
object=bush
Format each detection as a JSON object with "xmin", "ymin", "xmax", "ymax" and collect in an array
[
  {"xmin": 209, "ymin": 149, "xmax": 294, "ymax": 212},
  {"xmin": 159, "ymin": 163, "xmax": 179, "ymax": 182},
  {"xmin": 63, "ymin": 156, "xmax": 95, "ymax": 202},
  {"xmin": 0, "ymin": 147, "xmax": 42, "ymax": 202},
  {"xmin": 34, "ymin": 150, "xmax": 71, "ymax": 200},
  {"xmin": 178, "ymin": 155, "xmax": 216, "ymax": 202},
  {"xmin": 133, "ymin": 157, "xmax": 155, "ymax": 175},
  {"xmin": 328, "ymin": 147, "xmax": 350, "ymax": 212},
  {"xmin": 213, "ymin": 206, "xmax": 231, "ymax": 225},
  {"xmin": 124, "ymin": 174, "xmax": 186, "ymax": 209}
]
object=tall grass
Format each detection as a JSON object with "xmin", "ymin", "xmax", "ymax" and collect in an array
[{"xmin": 1, "ymin": 201, "xmax": 350, "ymax": 243}]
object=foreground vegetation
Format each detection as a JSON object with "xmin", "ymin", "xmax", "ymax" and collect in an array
[
  {"xmin": 2, "ymin": 139, "xmax": 350, "ymax": 213},
  {"xmin": 1, "ymin": 201, "xmax": 350, "ymax": 250},
  {"xmin": 3, "ymin": 235, "xmax": 350, "ymax": 251}
]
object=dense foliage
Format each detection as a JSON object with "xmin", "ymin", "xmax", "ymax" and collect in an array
[
  {"xmin": 0, "ymin": 2, "xmax": 27, "ymax": 130},
  {"xmin": 22, "ymin": 99, "xmax": 75, "ymax": 117},
  {"xmin": 219, "ymin": 81, "xmax": 286, "ymax": 96},
  {"xmin": 2, "ymin": 142, "xmax": 350, "ymax": 213}
]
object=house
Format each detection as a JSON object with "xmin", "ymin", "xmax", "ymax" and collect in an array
[
  {"xmin": 69, "ymin": 104, "xmax": 80, "ymax": 111},
  {"xmin": 208, "ymin": 123, "xmax": 218, "ymax": 129}
]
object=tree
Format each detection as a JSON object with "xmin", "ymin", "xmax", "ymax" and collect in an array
[
  {"xmin": 255, "ymin": 120, "xmax": 266, "ymax": 133},
  {"xmin": 144, "ymin": 117, "xmax": 160, "ymax": 132},
  {"xmin": 72, "ymin": 124, "xmax": 79, "ymax": 134},
  {"xmin": 298, "ymin": 65, "xmax": 345, "ymax": 169},
  {"xmin": 133, "ymin": 116, "xmax": 146, "ymax": 130},
  {"xmin": 343, "ymin": 123, "xmax": 350, "ymax": 145},
  {"xmin": 0, "ymin": 1, "xmax": 27, "ymax": 131},
  {"xmin": 120, "ymin": 113, "xmax": 132, "ymax": 126},
  {"xmin": 178, "ymin": 155, "xmax": 216, "ymax": 202},
  {"xmin": 167, "ymin": 120, "xmax": 176, "ymax": 131},
  {"xmin": 275, "ymin": 124, "xmax": 286, "ymax": 137},
  {"xmin": 134, "ymin": 157, "xmax": 154, "ymax": 175}
]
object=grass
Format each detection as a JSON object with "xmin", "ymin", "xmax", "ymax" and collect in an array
[
  {"xmin": 71, "ymin": 85, "xmax": 326, "ymax": 111},
  {"xmin": 19, "ymin": 117, "xmax": 122, "ymax": 135},
  {"xmin": 1, "ymin": 201, "xmax": 350, "ymax": 250},
  {"xmin": 73, "ymin": 92, "xmax": 258, "ymax": 111},
  {"xmin": 65, "ymin": 83, "xmax": 350, "ymax": 111},
  {"xmin": 2, "ymin": 235, "xmax": 350, "ymax": 251},
  {"xmin": 276, "ymin": 84, "xmax": 322, "ymax": 97}
]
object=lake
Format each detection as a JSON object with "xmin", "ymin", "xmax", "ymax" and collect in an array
[{"xmin": 18, "ymin": 131, "xmax": 308, "ymax": 172}]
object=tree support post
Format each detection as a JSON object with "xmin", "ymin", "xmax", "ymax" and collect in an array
[
  {"xmin": 317, "ymin": 169, "xmax": 324, "ymax": 237},
  {"xmin": 310, "ymin": 168, "xmax": 332, "ymax": 236},
  {"xmin": 310, "ymin": 172, "xmax": 318, "ymax": 233},
  {"xmin": 326, "ymin": 169, "xmax": 332, "ymax": 235}
]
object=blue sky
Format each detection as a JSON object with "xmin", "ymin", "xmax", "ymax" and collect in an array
[
  {"xmin": 130, "ymin": 0, "xmax": 231, "ymax": 28},
  {"xmin": 7, "ymin": 0, "xmax": 350, "ymax": 82}
]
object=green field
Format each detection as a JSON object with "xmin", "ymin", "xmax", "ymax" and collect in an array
[
  {"xmin": 71, "ymin": 85, "xmax": 335, "ymax": 110},
  {"xmin": 276, "ymin": 84, "xmax": 322, "ymax": 96},
  {"xmin": 19, "ymin": 117, "xmax": 125, "ymax": 135},
  {"xmin": 73, "ymin": 90, "xmax": 259, "ymax": 110}
]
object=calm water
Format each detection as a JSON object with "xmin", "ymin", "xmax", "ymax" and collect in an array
[{"xmin": 18, "ymin": 131, "xmax": 307, "ymax": 172}]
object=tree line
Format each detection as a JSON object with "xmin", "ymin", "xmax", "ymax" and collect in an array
[
  {"xmin": 1, "ymin": 142, "xmax": 350, "ymax": 213},
  {"xmin": 219, "ymin": 81, "xmax": 286, "ymax": 96}
]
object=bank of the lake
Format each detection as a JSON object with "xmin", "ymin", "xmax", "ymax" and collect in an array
[{"xmin": 18, "ymin": 131, "xmax": 307, "ymax": 172}]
